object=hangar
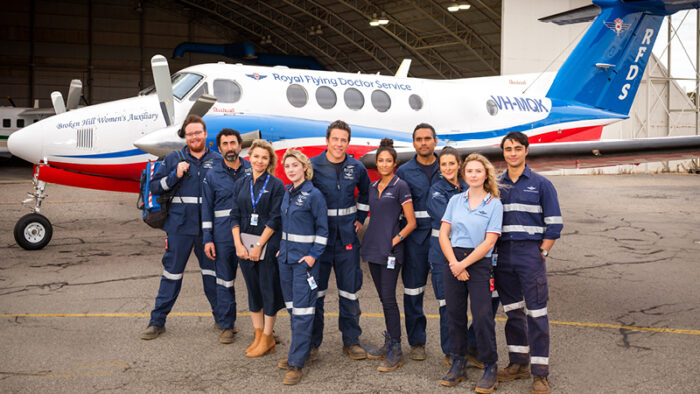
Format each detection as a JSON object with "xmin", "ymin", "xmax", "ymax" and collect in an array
[{"xmin": 1, "ymin": 0, "xmax": 698, "ymax": 171}]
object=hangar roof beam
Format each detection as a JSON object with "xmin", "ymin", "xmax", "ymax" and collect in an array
[
  {"xmin": 337, "ymin": 0, "xmax": 463, "ymax": 79},
  {"xmin": 278, "ymin": 0, "xmax": 400, "ymax": 76}
]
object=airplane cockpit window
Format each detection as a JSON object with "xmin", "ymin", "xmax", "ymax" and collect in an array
[
  {"xmin": 371, "ymin": 90, "xmax": 391, "ymax": 112},
  {"xmin": 189, "ymin": 82, "xmax": 209, "ymax": 102},
  {"xmin": 213, "ymin": 80, "xmax": 241, "ymax": 103},
  {"xmin": 315, "ymin": 86, "xmax": 337, "ymax": 109},
  {"xmin": 171, "ymin": 73, "xmax": 203, "ymax": 100},
  {"xmin": 344, "ymin": 88, "xmax": 364, "ymax": 110},
  {"xmin": 17, "ymin": 119, "xmax": 25, "ymax": 128},
  {"xmin": 409, "ymin": 94, "xmax": 423, "ymax": 111},
  {"xmin": 287, "ymin": 84, "xmax": 308, "ymax": 108}
]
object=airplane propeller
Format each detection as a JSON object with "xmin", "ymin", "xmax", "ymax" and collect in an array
[
  {"xmin": 49, "ymin": 79, "xmax": 83, "ymax": 114},
  {"xmin": 151, "ymin": 54, "xmax": 175, "ymax": 127}
]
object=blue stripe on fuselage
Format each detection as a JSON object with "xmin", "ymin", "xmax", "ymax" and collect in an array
[{"xmin": 57, "ymin": 148, "xmax": 148, "ymax": 159}]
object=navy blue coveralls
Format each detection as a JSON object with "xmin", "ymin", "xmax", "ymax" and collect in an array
[
  {"xmin": 230, "ymin": 172, "xmax": 286, "ymax": 316},
  {"xmin": 201, "ymin": 158, "xmax": 252, "ymax": 330},
  {"xmin": 279, "ymin": 180, "xmax": 329, "ymax": 368},
  {"xmin": 496, "ymin": 165, "xmax": 562, "ymax": 377},
  {"xmin": 310, "ymin": 151, "xmax": 370, "ymax": 348},
  {"xmin": 427, "ymin": 176, "xmax": 467, "ymax": 355},
  {"xmin": 148, "ymin": 146, "xmax": 221, "ymax": 327},
  {"xmin": 395, "ymin": 155, "xmax": 440, "ymax": 347}
]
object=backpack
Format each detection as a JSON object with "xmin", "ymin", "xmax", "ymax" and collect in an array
[{"xmin": 137, "ymin": 151, "xmax": 185, "ymax": 229}]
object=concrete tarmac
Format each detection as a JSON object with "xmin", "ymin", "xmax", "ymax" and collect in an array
[{"xmin": 1, "ymin": 163, "xmax": 699, "ymax": 393}]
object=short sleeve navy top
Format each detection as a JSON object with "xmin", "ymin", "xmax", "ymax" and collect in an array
[{"xmin": 361, "ymin": 176, "xmax": 413, "ymax": 265}]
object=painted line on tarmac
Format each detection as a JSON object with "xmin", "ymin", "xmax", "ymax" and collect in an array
[{"xmin": 2, "ymin": 312, "xmax": 699, "ymax": 336}]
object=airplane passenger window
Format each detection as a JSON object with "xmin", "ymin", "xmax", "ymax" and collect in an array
[
  {"xmin": 213, "ymin": 80, "xmax": 241, "ymax": 103},
  {"xmin": 344, "ymin": 88, "xmax": 364, "ymax": 110},
  {"xmin": 315, "ymin": 86, "xmax": 337, "ymax": 109},
  {"xmin": 409, "ymin": 94, "xmax": 423, "ymax": 111},
  {"xmin": 171, "ymin": 73, "xmax": 204, "ymax": 100},
  {"xmin": 287, "ymin": 84, "xmax": 308, "ymax": 108},
  {"xmin": 17, "ymin": 119, "xmax": 25, "ymax": 128},
  {"xmin": 189, "ymin": 82, "xmax": 209, "ymax": 102},
  {"xmin": 371, "ymin": 90, "xmax": 391, "ymax": 112},
  {"xmin": 3, "ymin": 119, "xmax": 10, "ymax": 128}
]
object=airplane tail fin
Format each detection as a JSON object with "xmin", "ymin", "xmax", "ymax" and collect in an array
[{"xmin": 545, "ymin": 0, "xmax": 699, "ymax": 115}]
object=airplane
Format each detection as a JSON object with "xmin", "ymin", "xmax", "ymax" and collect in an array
[{"xmin": 8, "ymin": 0, "xmax": 700, "ymax": 250}]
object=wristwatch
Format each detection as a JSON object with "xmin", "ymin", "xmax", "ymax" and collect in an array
[
  {"xmin": 540, "ymin": 248, "xmax": 549, "ymax": 257},
  {"xmin": 397, "ymin": 234, "xmax": 405, "ymax": 241},
  {"xmin": 255, "ymin": 241, "xmax": 263, "ymax": 247}
]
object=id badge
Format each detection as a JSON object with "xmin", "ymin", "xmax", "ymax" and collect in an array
[
  {"xmin": 491, "ymin": 253, "xmax": 498, "ymax": 267},
  {"xmin": 250, "ymin": 213, "xmax": 259, "ymax": 226},
  {"xmin": 387, "ymin": 255, "xmax": 396, "ymax": 270},
  {"xmin": 307, "ymin": 272, "xmax": 318, "ymax": 290}
]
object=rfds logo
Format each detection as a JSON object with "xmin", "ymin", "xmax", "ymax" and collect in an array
[
  {"xmin": 246, "ymin": 73, "xmax": 267, "ymax": 80},
  {"xmin": 604, "ymin": 18, "xmax": 631, "ymax": 35},
  {"xmin": 618, "ymin": 28, "xmax": 655, "ymax": 101}
]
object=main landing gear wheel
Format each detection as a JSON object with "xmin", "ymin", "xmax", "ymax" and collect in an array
[{"xmin": 14, "ymin": 213, "xmax": 53, "ymax": 251}]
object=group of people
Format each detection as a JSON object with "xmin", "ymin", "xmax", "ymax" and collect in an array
[{"xmin": 140, "ymin": 114, "xmax": 563, "ymax": 394}]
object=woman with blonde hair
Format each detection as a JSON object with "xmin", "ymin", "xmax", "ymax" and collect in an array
[
  {"xmin": 276, "ymin": 149, "xmax": 329, "ymax": 385},
  {"xmin": 231, "ymin": 139, "xmax": 285, "ymax": 357},
  {"xmin": 438, "ymin": 153, "xmax": 503, "ymax": 393}
]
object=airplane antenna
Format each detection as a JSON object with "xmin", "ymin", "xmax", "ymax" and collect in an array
[{"xmin": 522, "ymin": 21, "xmax": 590, "ymax": 95}]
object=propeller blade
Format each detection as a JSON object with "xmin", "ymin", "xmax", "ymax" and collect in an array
[
  {"xmin": 177, "ymin": 94, "xmax": 218, "ymax": 138},
  {"xmin": 50, "ymin": 91, "xmax": 66, "ymax": 114},
  {"xmin": 151, "ymin": 54, "xmax": 174, "ymax": 127},
  {"xmin": 65, "ymin": 79, "xmax": 83, "ymax": 111},
  {"xmin": 240, "ymin": 130, "xmax": 261, "ymax": 148}
]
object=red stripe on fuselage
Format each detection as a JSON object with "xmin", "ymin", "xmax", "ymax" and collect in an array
[
  {"xmin": 37, "ymin": 164, "xmax": 141, "ymax": 193},
  {"xmin": 49, "ymin": 160, "xmax": 147, "ymax": 180},
  {"xmin": 528, "ymin": 125, "xmax": 603, "ymax": 144}
]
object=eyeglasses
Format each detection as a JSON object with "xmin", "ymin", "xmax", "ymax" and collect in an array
[{"xmin": 185, "ymin": 130, "xmax": 204, "ymax": 138}]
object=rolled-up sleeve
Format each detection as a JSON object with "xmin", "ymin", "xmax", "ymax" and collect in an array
[{"xmin": 487, "ymin": 199, "xmax": 503, "ymax": 235}]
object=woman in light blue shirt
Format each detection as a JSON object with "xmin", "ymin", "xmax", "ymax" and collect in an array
[{"xmin": 438, "ymin": 153, "xmax": 503, "ymax": 393}]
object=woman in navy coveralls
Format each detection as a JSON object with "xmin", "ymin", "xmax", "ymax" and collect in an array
[
  {"xmin": 277, "ymin": 149, "xmax": 329, "ymax": 385},
  {"xmin": 439, "ymin": 153, "xmax": 503, "ymax": 393},
  {"xmin": 362, "ymin": 138, "xmax": 417, "ymax": 372},
  {"xmin": 231, "ymin": 139, "xmax": 285, "ymax": 357}
]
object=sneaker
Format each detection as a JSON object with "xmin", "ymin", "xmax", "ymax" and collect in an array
[
  {"xmin": 367, "ymin": 331, "xmax": 391, "ymax": 360},
  {"xmin": 532, "ymin": 376, "xmax": 550, "ymax": 394},
  {"xmin": 343, "ymin": 344, "xmax": 367, "ymax": 360},
  {"xmin": 409, "ymin": 344, "xmax": 426, "ymax": 361},
  {"xmin": 218, "ymin": 328, "xmax": 235, "ymax": 344},
  {"xmin": 475, "ymin": 363, "xmax": 498, "ymax": 393},
  {"xmin": 283, "ymin": 367, "xmax": 303, "ymax": 385},
  {"xmin": 140, "ymin": 325, "xmax": 165, "ymax": 340},
  {"xmin": 497, "ymin": 363, "xmax": 530, "ymax": 382},
  {"xmin": 377, "ymin": 340, "xmax": 403, "ymax": 372},
  {"xmin": 440, "ymin": 356, "xmax": 467, "ymax": 387}
]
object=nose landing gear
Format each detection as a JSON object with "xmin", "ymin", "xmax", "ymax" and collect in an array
[{"xmin": 14, "ymin": 163, "xmax": 53, "ymax": 250}]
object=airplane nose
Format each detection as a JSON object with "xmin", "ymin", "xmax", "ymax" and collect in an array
[{"xmin": 8, "ymin": 124, "xmax": 43, "ymax": 164}]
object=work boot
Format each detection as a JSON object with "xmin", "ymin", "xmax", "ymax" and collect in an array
[
  {"xmin": 367, "ymin": 331, "xmax": 391, "ymax": 360},
  {"xmin": 409, "ymin": 344, "xmax": 426, "ymax": 361},
  {"xmin": 466, "ymin": 346, "xmax": 484, "ymax": 369},
  {"xmin": 475, "ymin": 362, "xmax": 498, "ymax": 393},
  {"xmin": 246, "ymin": 328, "xmax": 263, "ymax": 354},
  {"xmin": 273, "ymin": 330, "xmax": 281, "ymax": 344},
  {"xmin": 247, "ymin": 333, "xmax": 276, "ymax": 357},
  {"xmin": 343, "ymin": 344, "xmax": 367, "ymax": 360},
  {"xmin": 213, "ymin": 322, "xmax": 221, "ymax": 331},
  {"xmin": 444, "ymin": 354, "xmax": 452, "ymax": 366},
  {"xmin": 377, "ymin": 339, "xmax": 403, "ymax": 372},
  {"xmin": 140, "ymin": 325, "xmax": 165, "ymax": 340},
  {"xmin": 283, "ymin": 367, "xmax": 303, "ymax": 385},
  {"xmin": 278, "ymin": 348, "xmax": 318, "ymax": 369},
  {"xmin": 532, "ymin": 376, "xmax": 550, "ymax": 394},
  {"xmin": 440, "ymin": 356, "xmax": 467, "ymax": 387},
  {"xmin": 497, "ymin": 363, "xmax": 530, "ymax": 382},
  {"xmin": 218, "ymin": 328, "xmax": 235, "ymax": 344}
]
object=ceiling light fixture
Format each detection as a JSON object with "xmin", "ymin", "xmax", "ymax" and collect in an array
[
  {"xmin": 369, "ymin": 13, "xmax": 389, "ymax": 27},
  {"xmin": 447, "ymin": 3, "xmax": 471, "ymax": 12}
]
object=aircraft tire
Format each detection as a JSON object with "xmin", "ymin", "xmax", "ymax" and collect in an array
[{"xmin": 14, "ymin": 213, "xmax": 53, "ymax": 250}]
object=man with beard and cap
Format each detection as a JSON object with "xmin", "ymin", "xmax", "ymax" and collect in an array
[
  {"xmin": 202, "ymin": 128, "xmax": 252, "ymax": 343},
  {"xmin": 140, "ymin": 114, "xmax": 221, "ymax": 340}
]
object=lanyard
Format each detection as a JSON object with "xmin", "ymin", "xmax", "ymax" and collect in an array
[{"xmin": 250, "ymin": 174, "xmax": 270, "ymax": 213}]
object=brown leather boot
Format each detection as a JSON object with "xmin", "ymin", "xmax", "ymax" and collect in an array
[
  {"xmin": 497, "ymin": 363, "xmax": 530, "ymax": 382},
  {"xmin": 283, "ymin": 367, "xmax": 303, "ymax": 385},
  {"xmin": 532, "ymin": 376, "xmax": 550, "ymax": 394},
  {"xmin": 245, "ymin": 328, "xmax": 263, "ymax": 354},
  {"xmin": 247, "ymin": 333, "xmax": 276, "ymax": 357}
]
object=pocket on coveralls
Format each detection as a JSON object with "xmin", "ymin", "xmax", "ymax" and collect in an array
[{"xmin": 536, "ymin": 275, "xmax": 548, "ymax": 304}]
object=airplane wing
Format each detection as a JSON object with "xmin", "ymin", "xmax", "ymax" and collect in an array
[{"xmin": 361, "ymin": 135, "xmax": 700, "ymax": 172}]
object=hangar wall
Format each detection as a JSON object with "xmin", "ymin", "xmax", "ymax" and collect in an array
[
  {"xmin": 1, "ymin": 0, "xmax": 233, "ymax": 108},
  {"xmin": 501, "ymin": 0, "xmax": 699, "ymax": 173}
]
